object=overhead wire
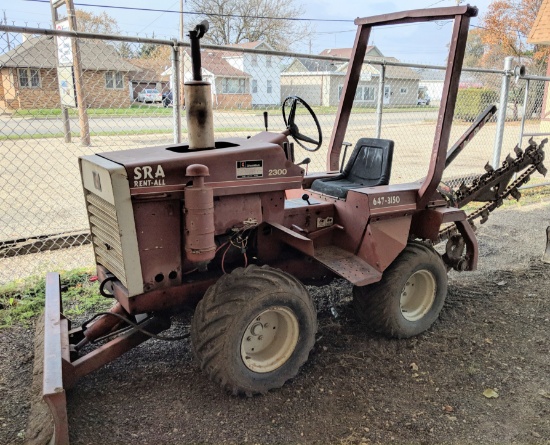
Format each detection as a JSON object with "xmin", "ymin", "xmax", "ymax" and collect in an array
[{"xmin": 23, "ymin": 0, "xmax": 353, "ymax": 23}]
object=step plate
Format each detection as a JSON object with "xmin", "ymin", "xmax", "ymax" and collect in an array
[{"xmin": 314, "ymin": 246, "xmax": 382, "ymax": 286}]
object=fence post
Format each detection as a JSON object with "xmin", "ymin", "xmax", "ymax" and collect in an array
[
  {"xmin": 171, "ymin": 40, "xmax": 182, "ymax": 144},
  {"xmin": 375, "ymin": 63, "xmax": 386, "ymax": 138},
  {"xmin": 518, "ymin": 79, "xmax": 530, "ymax": 148},
  {"xmin": 492, "ymin": 56, "xmax": 513, "ymax": 168}
]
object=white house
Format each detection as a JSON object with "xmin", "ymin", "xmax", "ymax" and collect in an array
[{"xmin": 225, "ymin": 41, "xmax": 281, "ymax": 107}]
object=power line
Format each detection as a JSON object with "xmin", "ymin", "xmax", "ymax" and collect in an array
[{"xmin": 22, "ymin": 0, "xmax": 354, "ymax": 23}]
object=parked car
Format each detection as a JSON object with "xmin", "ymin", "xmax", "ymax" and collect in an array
[
  {"xmin": 137, "ymin": 89, "xmax": 162, "ymax": 103},
  {"xmin": 162, "ymin": 91, "xmax": 173, "ymax": 107},
  {"xmin": 417, "ymin": 93, "xmax": 431, "ymax": 106}
]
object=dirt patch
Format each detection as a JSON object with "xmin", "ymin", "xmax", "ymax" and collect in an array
[{"xmin": 0, "ymin": 200, "xmax": 549, "ymax": 445}]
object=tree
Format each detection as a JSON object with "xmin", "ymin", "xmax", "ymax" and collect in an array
[
  {"xmin": 185, "ymin": 0, "xmax": 314, "ymax": 51},
  {"xmin": 75, "ymin": 10, "xmax": 119, "ymax": 35},
  {"xmin": 74, "ymin": 10, "xmax": 136, "ymax": 57},
  {"xmin": 472, "ymin": 0, "xmax": 549, "ymax": 74},
  {"xmin": 463, "ymin": 29, "xmax": 486, "ymax": 68}
]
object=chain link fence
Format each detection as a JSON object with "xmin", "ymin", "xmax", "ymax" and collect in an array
[{"xmin": 1, "ymin": 25, "xmax": 548, "ymax": 283}]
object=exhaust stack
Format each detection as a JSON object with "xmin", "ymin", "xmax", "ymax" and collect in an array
[{"xmin": 185, "ymin": 21, "xmax": 215, "ymax": 150}]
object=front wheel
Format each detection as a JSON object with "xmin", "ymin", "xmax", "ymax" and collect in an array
[
  {"xmin": 191, "ymin": 265, "xmax": 317, "ymax": 395},
  {"xmin": 353, "ymin": 242, "xmax": 447, "ymax": 338}
]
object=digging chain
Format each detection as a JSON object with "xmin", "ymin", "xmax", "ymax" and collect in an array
[{"xmin": 436, "ymin": 138, "xmax": 547, "ymax": 245}]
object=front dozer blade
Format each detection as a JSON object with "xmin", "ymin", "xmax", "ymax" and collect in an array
[
  {"xmin": 26, "ymin": 273, "xmax": 174, "ymax": 444},
  {"xmin": 26, "ymin": 273, "xmax": 69, "ymax": 445},
  {"xmin": 543, "ymin": 226, "xmax": 550, "ymax": 264}
]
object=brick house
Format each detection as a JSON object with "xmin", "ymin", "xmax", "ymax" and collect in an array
[
  {"xmin": 528, "ymin": 0, "xmax": 550, "ymax": 131},
  {"xmin": 181, "ymin": 49, "xmax": 252, "ymax": 109},
  {"xmin": 128, "ymin": 58, "xmax": 171, "ymax": 101},
  {"xmin": 0, "ymin": 35, "xmax": 138, "ymax": 112}
]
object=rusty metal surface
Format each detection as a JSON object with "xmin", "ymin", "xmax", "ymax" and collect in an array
[
  {"xmin": 99, "ymin": 135, "xmax": 301, "ymax": 195},
  {"xmin": 214, "ymin": 194, "xmax": 262, "ymax": 235},
  {"xmin": 43, "ymin": 272, "xmax": 69, "ymax": 445},
  {"xmin": 71, "ymin": 315, "xmax": 171, "ymax": 382},
  {"xmin": 354, "ymin": 5, "xmax": 477, "ymax": 26},
  {"xmin": 82, "ymin": 303, "xmax": 127, "ymax": 343},
  {"xmin": 445, "ymin": 105, "xmax": 497, "ymax": 169},
  {"xmin": 313, "ymin": 245, "xmax": 381, "ymax": 286},
  {"xmin": 133, "ymin": 197, "xmax": 183, "ymax": 293},
  {"xmin": 269, "ymin": 222, "xmax": 314, "ymax": 256},
  {"xmin": 454, "ymin": 219, "xmax": 478, "ymax": 271},
  {"xmin": 417, "ymin": 12, "xmax": 472, "ymax": 207},
  {"xmin": 357, "ymin": 216, "xmax": 412, "ymax": 272},
  {"xmin": 97, "ymin": 264, "xmax": 213, "ymax": 313}
]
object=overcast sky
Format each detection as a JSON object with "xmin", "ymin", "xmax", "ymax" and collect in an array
[{"xmin": 5, "ymin": 0, "xmax": 493, "ymax": 65}]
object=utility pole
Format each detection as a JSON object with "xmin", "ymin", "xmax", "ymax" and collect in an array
[
  {"xmin": 179, "ymin": 0, "xmax": 185, "ymax": 108},
  {"xmin": 3, "ymin": 11, "xmax": 11, "ymax": 50},
  {"xmin": 65, "ymin": 0, "xmax": 90, "ymax": 146}
]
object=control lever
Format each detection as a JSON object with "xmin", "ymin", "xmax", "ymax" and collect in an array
[
  {"xmin": 263, "ymin": 111, "xmax": 268, "ymax": 131},
  {"xmin": 340, "ymin": 141, "xmax": 352, "ymax": 172},
  {"xmin": 297, "ymin": 157, "xmax": 311, "ymax": 166},
  {"xmin": 302, "ymin": 194, "xmax": 311, "ymax": 205}
]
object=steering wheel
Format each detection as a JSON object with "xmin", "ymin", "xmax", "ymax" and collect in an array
[{"xmin": 282, "ymin": 96, "xmax": 322, "ymax": 152}]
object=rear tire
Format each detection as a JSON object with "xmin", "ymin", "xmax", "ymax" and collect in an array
[
  {"xmin": 191, "ymin": 265, "xmax": 317, "ymax": 395},
  {"xmin": 353, "ymin": 242, "xmax": 447, "ymax": 338}
]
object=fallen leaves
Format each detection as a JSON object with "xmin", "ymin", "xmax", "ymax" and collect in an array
[{"xmin": 483, "ymin": 388, "xmax": 499, "ymax": 399}]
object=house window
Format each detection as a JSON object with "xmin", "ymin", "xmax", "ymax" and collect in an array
[
  {"xmin": 222, "ymin": 78, "xmax": 245, "ymax": 94},
  {"xmin": 352, "ymin": 86, "xmax": 375, "ymax": 102},
  {"xmin": 400, "ymin": 87, "xmax": 408, "ymax": 94},
  {"xmin": 363, "ymin": 86, "xmax": 375, "ymax": 101},
  {"xmin": 105, "ymin": 71, "xmax": 123, "ymax": 89},
  {"xmin": 266, "ymin": 56, "xmax": 272, "ymax": 67},
  {"xmin": 252, "ymin": 79, "xmax": 258, "ymax": 93},
  {"xmin": 339, "ymin": 85, "xmax": 374, "ymax": 102},
  {"xmin": 251, "ymin": 54, "xmax": 258, "ymax": 66},
  {"xmin": 267, "ymin": 80, "xmax": 272, "ymax": 94},
  {"xmin": 18, "ymin": 68, "xmax": 40, "ymax": 88}
]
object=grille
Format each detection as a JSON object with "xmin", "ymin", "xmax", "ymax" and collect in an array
[{"xmin": 86, "ymin": 192, "xmax": 128, "ymax": 287}]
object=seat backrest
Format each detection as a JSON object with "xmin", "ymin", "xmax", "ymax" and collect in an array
[{"xmin": 343, "ymin": 138, "xmax": 394, "ymax": 187}]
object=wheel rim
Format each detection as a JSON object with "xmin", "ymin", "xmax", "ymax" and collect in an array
[
  {"xmin": 240, "ymin": 306, "xmax": 299, "ymax": 373},
  {"xmin": 400, "ymin": 270, "xmax": 436, "ymax": 321}
]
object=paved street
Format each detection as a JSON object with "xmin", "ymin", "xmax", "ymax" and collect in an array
[{"xmin": 0, "ymin": 110, "xmax": 440, "ymax": 136}]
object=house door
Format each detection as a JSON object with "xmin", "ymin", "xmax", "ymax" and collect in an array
[{"xmin": 383, "ymin": 86, "xmax": 391, "ymax": 105}]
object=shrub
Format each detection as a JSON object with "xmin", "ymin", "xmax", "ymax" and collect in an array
[{"xmin": 454, "ymin": 88, "xmax": 496, "ymax": 121}]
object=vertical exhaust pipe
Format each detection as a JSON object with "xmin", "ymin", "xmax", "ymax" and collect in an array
[{"xmin": 185, "ymin": 21, "xmax": 215, "ymax": 150}]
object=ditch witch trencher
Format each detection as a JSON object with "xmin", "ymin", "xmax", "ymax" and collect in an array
[{"xmin": 30, "ymin": 5, "xmax": 547, "ymax": 444}]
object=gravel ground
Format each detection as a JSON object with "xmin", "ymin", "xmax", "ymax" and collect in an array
[{"xmin": 0, "ymin": 199, "xmax": 549, "ymax": 445}]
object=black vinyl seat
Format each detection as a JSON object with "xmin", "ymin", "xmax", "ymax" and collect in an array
[{"xmin": 310, "ymin": 138, "xmax": 394, "ymax": 198}]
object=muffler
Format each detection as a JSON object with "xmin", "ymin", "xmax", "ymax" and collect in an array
[{"xmin": 185, "ymin": 21, "xmax": 215, "ymax": 150}]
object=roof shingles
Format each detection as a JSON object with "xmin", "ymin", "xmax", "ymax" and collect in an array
[{"xmin": 0, "ymin": 36, "xmax": 138, "ymax": 72}]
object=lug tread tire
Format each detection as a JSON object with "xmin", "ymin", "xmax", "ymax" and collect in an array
[
  {"xmin": 191, "ymin": 265, "xmax": 317, "ymax": 396},
  {"xmin": 353, "ymin": 241, "xmax": 447, "ymax": 339}
]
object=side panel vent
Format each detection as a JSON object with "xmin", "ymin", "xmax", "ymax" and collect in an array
[{"xmin": 86, "ymin": 192, "xmax": 128, "ymax": 287}]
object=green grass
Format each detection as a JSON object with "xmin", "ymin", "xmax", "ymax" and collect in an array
[
  {"xmin": 0, "ymin": 127, "xmax": 257, "ymax": 141},
  {"xmin": 13, "ymin": 106, "xmax": 174, "ymax": 118},
  {"xmin": 12, "ymin": 104, "xmax": 437, "ymax": 119},
  {"xmin": 0, "ymin": 267, "xmax": 113, "ymax": 328}
]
